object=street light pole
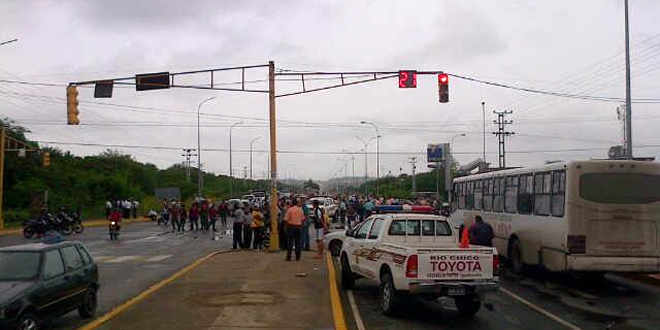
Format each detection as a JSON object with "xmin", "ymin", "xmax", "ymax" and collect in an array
[
  {"xmin": 229, "ymin": 120, "xmax": 243, "ymax": 196},
  {"xmin": 624, "ymin": 0, "xmax": 633, "ymax": 159},
  {"xmin": 249, "ymin": 136, "xmax": 261, "ymax": 180},
  {"xmin": 447, "ymin": 133, "xmax": 466, "ymax": 201},
  {"xmin": 197, "ymin": 96, "xmax": 216, "ymax": 197},
  {"xmin": 361, "ymin": 121, "xmax": 381, "ymax": 196},
  {"xmin": 481, "ymin": 101, "xmax": 486, "ymax": 163},
  {"xmin": 356, "ymin": 136, "xmax": 376, "ymax": 198}
]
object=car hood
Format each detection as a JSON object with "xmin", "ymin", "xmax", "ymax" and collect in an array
[{"xmin": 0, "ymin": 281, "xmax": 35, "ymax": 304}]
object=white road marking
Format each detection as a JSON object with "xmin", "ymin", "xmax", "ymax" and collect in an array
[
  {"xmin": 105, "ymin": 255, "xmax": 141, "ymax": 263},
  {"xmin": 500, "ymin": 287, "xmax": 581, "ymax": 330},
  {"xmin": 347, "ymin": 290, "xmax": 366, "ymax": 330},
  {"xmin": 93, "ymin": 256, "xmax": 115, "ymax": 262},
  {"xmin": 145, "ymin": 255, "xmax": 173, "ymax": 262}
]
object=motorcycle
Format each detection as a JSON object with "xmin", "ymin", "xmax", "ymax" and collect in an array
[
  {"xmin": 148, "ymin": 209, "xmax": 158, "ymax": 222},
  {"xmin": 54, "ymin": 212, "xmax": 74, "ymax": 236},
  {"xmin": 158, "ymin": 210, "xmax": 170, "ymax": 226},
  {"xmin": 68, "ymin": 210, "xmax": 84, "ymax": 234},
  {"xmin": 22, "ymin": 217, "xmax": 49, "ymax": 239},
  {"xmin": 109, "ymin": 221, "xmax": 120, "ymax": 240}
]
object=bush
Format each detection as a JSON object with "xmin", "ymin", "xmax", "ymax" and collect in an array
[{"xmin": 3, "ymin": 209, "xmax": 31, "ymax": 225}]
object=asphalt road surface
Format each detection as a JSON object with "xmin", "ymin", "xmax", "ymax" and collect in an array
[
  {"xmin": 338, "ymin": 260, "xmax": 660, "ymax": 330},
  {"xmin": 0, "ymin": 221, "xmax": 233, "ymax": 329}
]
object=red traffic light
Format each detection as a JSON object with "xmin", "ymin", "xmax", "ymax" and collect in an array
[
  {"xmin": 399, "ymin": 70, "xmax": 417, "ymax": 88},
  {"xmin": 438, "ymin": 73, "xmax": 449, "ymax": 84}
]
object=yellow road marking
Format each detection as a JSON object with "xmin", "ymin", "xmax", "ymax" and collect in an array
[
  {"xmin": 326, "ymin": 252, "xmax": 348, "ymax": 330},
  {"xmin": 78, "ymin": 249, "xmax": 229, "ymax": 330},
  {"xmin": 500, "ymin": 287, "xmax": 581, "ymax": 330}
]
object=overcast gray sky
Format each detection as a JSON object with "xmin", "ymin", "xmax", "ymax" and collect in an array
[{"xmin": 1, "ymin": 0, "xmax": 659, "ymax": 180}]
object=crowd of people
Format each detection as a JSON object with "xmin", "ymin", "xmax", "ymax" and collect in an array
[{"xmin": 105, "ymin": 199, "xmax": 140, "ymax": 219}]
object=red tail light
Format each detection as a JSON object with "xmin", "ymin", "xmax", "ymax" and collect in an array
[
  {"xmin": 406, "ymin": 255, "xmax": 418, "ymax": 278},
  {"xmin": 493, "ymin": 255, "xmax": 500, "ymax": 276}
]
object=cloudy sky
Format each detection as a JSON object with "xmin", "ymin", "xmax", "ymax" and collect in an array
[{"xmin": 1, "ymin": 0, "xmax": 659, "ymax": 180}]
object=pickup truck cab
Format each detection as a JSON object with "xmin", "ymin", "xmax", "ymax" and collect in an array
[{"xmin": 339, "ymin": 212, "xmax": 499, "ymax": 317}]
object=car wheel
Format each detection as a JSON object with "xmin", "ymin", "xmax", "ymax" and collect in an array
[
  {"xmin": 78, "ymin": 288, "xmax": 98, "ymax": 318},
  {"xmin": 509, "ymin": 239, "xmax": 524, "ymax": 274},
  {"xmin": 454, "ymin": 294, "xmax": 481, "ymax": 317},
  {"xmin": 330, "ymin": 241, "xmax": 342, "ymax": 257},
  {"xmin": 340, "ymin": 255, "xmax": 355, "ymax": 290},
  {"xmin": 18, "ymin": 312, "xmax": 41, "ymax": 330},
  {"xmin": 380, "ymin": 271, "xmax": 400, "ymax": 316}
]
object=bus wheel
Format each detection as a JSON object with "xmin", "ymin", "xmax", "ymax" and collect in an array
[{"xmin": 509, "ymin": 239, "xmax": 524, "ymax": 274}]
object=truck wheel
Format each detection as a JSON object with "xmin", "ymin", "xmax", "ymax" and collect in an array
[
  {"xmin": 509, "ymin": 239, "xmax": 524, "ymax": 274},
  {"xmin": 78, "ymin": 288, "xmax": 98, "ymax": 318},
  {"xmin": 380, "ymin": 272, "xmax": 400, "ymax": 316},
  {"xmin": 340, "ymin": 255, "xmax": 355, "ymax": 290},
  {"xmin": 454, "ymin": 294, "xmax": 481, "ymax": 317}
]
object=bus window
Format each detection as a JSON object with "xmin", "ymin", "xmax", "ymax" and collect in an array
[
  {"xmin": 494, "ymin": 177, "xmax": 504, "ymax": 212},
  {"xmin": 458, "ymin": 182, "xmax": 466, "ymax": 209},
  {"xmin": 518, "ymin": 174, "xmax": 533, "ymax": 214},
  {"xmin": 534, "ymin": 173, "xmax": 551, "ymax": 216},
  {"xmin": 551, "ymin": 171, "xmax": 565, "ymax": 217},
  {"xmin": 466, "ymin": 181, "xmax": 474, "ymax": 209},
  {"xmin": 580, "ymin": 173, "xmax": 660, "ymax": 204},
  {"xmin": 474, "ymin": 180, "xmax": 483, "ymax": 210},
  {"xmin": 505, "ymin": 176, "xmax": 518, "ymax": 213},
  {"xmin": 483, "ymin": 178, "xmax": 493, "ymax": 211}
]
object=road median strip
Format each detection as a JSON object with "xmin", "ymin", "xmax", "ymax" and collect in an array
[{"xmin": 78, "ymin": 249, "xmax": 235, "ymax": 330}]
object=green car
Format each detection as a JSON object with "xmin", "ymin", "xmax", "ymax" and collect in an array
[{"xmin": 0, "ymin": 241, "xmax": 99, "ymax": 330}]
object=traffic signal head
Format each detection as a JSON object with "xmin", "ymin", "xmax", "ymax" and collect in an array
[
  {"xmin": 67, "ymin": 85, "xmax": 79, "ymax": 125},
  {"xmin": 438, "ymin": 73, "xmax": 449, "ymax": 103},
  {"xmin": 43, "ymin": 152, "xmax": 51, "ymax": 167}
]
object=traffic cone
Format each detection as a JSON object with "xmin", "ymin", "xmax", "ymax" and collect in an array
[{"xmin": 459, "ymin": 226, "xmax": 470, "ymax": 248}]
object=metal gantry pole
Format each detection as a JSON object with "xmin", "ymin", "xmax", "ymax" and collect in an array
[
  {"xmin": 268, "ymin": 61, "xmax": 280, "ymax": 251},
  {"xmin": 624, "ymin": 0, "xmax": 633, "ymax": 159},
  {"xmin": 0, "ymin": 127, "xmax": 4, "ymax": 229}
]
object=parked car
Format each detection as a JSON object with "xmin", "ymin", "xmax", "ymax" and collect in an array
[
  {"xmin": 0, "ymin": 241, "xmax": 99, "ymax": 330},
  {"xmin": 309, "ymin": 197, "xmax": 338, "ymax": 218},
  {"xmin": 339, "ymin": 211, "xmax": 499, "ymax": 317}
]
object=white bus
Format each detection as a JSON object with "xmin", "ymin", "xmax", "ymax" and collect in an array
[{"xmin": 450, "ymin": 160, "xmax": 660, "ymax": 274}]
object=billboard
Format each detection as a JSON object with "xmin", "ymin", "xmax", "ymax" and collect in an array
[{"xmin": 427, "ymin": 143, "xmax": 449, "ymax": 163}]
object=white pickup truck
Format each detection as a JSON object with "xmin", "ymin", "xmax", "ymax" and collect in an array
[{"xmin": 339, "ymin": 213, "xmax": 499, "ymax": 317}]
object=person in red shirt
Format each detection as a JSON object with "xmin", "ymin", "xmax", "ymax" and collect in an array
[
  {"xmin": 109, "ymin": 208, "xmax": 122, "ymax": 231},
  {"xmin": 189, "ymin": 202, "xmax": 199, "ymax": 231},
  {"xmin": 209, "ymin": 202, "xmax": 218, "ymax": 232}
]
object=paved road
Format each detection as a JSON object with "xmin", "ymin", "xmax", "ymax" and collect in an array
[
  {"xmin": 0, "ymin": 221, "xmax": 233, "ymax": 329},
  {"xmin": 338, "ymin": 260, "xmax": 660, "ymax": 330}
]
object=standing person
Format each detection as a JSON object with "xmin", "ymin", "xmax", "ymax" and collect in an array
[
  {"xmin": 170, "ymin": 202, "xmax": 178, "ymax": 233},
  {"xmin": 219, "ymin": 201, "xmax": 228, "ymax": 229},
  {"xmin": 189, "ymin": 202, "xmax": 199, "ymax": 232},
  {"xmin": 243, "ymin": 204, "xmax": 253, "ymax": 249},
  {"xmin": 309, "ymin": 200, "xmax": 327, "ymax": 258},
  {"xmin": 339, "ymin": 199, "xmax": 347, "ymax": 225},
  {"xmin": 233, "ymin": 204, "xmax": 245, "ymax": 249},
  {"xmin": 251, "ymin": 207, "xmax": 265, "ymax": 250},
  {"xmin": 131, "ymin": 199, "xmax": 139, "ymax": 218},
  {"xmin": 346, "ymin": 205, "xmax": 357, "ymax": 229},
  {"xmin": 178, "ymin": 203, "xmax": 187, "ymax": 232},
  {"xmin": 209, "ymin": 202, "xmax": 218, "ymax": 232},
  {"xmin": 200, "ymin": 200, "xmax": 209, "ymax": 232},
  {"xmin": 279, "ymin": 200, "xmax": 288, "ymax": 251},
  {"xmin": 105, "ymin": 200, "xmax": 112, "ymax": 219},
  {"xmin": 469, "ymin": 215, "xmax": 495, "ymax": 247},
  {"xmin": 301, "ymin": 198, "xmax": 311, "ymax": 251},
  {"xmin": 284, "ymin": 199, "xmax": 305, "ymax": 261}
]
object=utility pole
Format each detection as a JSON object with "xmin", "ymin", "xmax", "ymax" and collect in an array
[
  {"xmin": 181, "ymin": 148, "xmax": 196, "ymax": 182},
  {"xmin": 492, "ymin": 110, "xmax": 515, "ymax": 168},
  {"xmin": 481, "ymin": 101, "xmax": 486, "ymax": 163},
  {"xmin": 0, "ymin": 127, "xmax": 4, "ymax": 229},
  {"xmin": 409, "ymin": 157, "xmax": 417, "ymax": 195},
  {"xmin": 249, "ymin": 136, "xmax": 261, "ymax": 180},
  {"xmin": 268, "ymin": 60, "xmax": 279, "ymax": 251},
  {"xmin": 624, "ymin": 0, "xmax": 633, "ymax": 159}
]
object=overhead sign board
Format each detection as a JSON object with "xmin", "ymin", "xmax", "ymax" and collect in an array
[
  {"xmin": 135, "ymin": 72, "xmax": 170, "ymax": 91},
  {"xmin": 94, "ymin": 80, "xmax": 114, "ymax": 98},
  {"xmin": 427, "ymin": 143, "xmax": 448, "ymax": 163}
]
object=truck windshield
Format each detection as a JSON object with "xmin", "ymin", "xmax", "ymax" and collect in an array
[
  {"xmin": 0, "ymin": 251, "xmax": 41, "ymax": 281},
  {"xmin": 580, "ymin": 173, "xmax": 660, "ymax": 204}
]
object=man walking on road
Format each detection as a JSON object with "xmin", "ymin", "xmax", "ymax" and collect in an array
[
  {"xmin": 301, "ymin": 198, "xmax": 311, "ymax": 251},
  {"xmin": 309, "ymin": 199, "xmax": 327, "ymax": 258},
  {"xmin": 243, "ymin": 204, "xmax": 253, "ymax": 249},
  {"xmin": 284, "ymin": 199, "xmax": 305, "ymax": 261},
  {"xmin": 233, "ymin": 205, "xmax": 245, "ymax": 249},
  {"xmin": 469, "ymin": 215, "xmax": 495, "ymax": 247}
]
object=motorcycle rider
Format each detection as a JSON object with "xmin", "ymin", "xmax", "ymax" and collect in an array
[{"xmin": 109, "ymin": 207, "xmax": 122, "ymax": 232}]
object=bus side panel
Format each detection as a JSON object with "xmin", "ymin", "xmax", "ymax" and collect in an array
[{"xmin": 542, "ymin": 248, "xmax": 567, "ymax": 272}]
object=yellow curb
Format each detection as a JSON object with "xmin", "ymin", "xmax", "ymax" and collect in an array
[
  {"xmin": 78, "ymin": 249, "xmax": 231, "ymax": 330},
  {"xmin": 326, "ymin": 252, "xmax": 348, "ymax": 330}
]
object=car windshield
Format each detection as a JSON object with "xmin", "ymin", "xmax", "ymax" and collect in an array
[{"xmin": 0, "ymin": 251, "xmax": 41, "ymax": 281}]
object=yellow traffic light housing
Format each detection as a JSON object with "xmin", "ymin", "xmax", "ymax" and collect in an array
[
  {"xmin": 67, "ymin": 85, "xmax": 79, "ymax": 125},
  {"xmin": 43, "ymin": 152, "xmax": 51, "ymax": 167}
]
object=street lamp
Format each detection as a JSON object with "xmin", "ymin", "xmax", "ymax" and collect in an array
[
  {"xmin": 360, "ymin": 121, "xmax": 381, "ymax": 196},
  {"xmin": 249, "ymin": 136, "xmax": 262, "ymax": 180},
  {"xmin": 229, "ymin": 120, "xmax": 244, "ymax": 196},
  {"xmin": 197, "ymin": 96, "xmax": 216, "ymax": 197},
  {"xmin": 444, "ymin": 133, "xmax": 467, "ymax": 201},
  {"xmin": 356, "ymin": 136, "xmax": 377, "ymax": 197}
]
